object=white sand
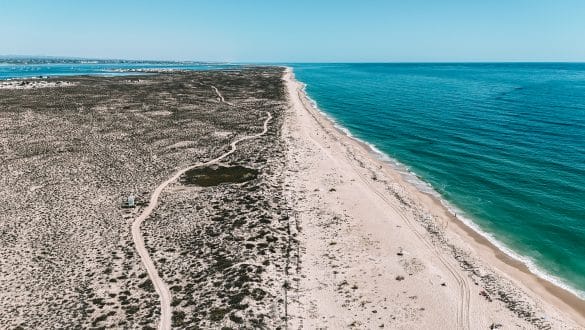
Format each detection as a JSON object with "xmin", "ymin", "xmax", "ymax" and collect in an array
[
  {"xmin": 0, "ymin": 80, "xmax": 76, "ymax": 89},
  {"xmin": 283, "ymin": 68, "xmax": 584, "ymax": 329}
]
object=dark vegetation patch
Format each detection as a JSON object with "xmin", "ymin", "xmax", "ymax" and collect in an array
[
  {"xmin": 138, "ymin": 279, "xmax": 155, "ymax": 292},
  {"xmin": 172, "ymin": 310, "xmax": 186, "ymax": 327},
  {"xmin": 181, "ymin": 165, "xmax": 259, "ymax": 187},
  {"xmin": 209, "ymin": 308, "xmax": 229, "ymax": 321}
]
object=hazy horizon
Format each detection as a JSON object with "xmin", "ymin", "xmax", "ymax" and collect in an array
[
  {"xmin": 2, "ymin": 55, "xmax": 585, "ymax": 64},
  {"xmin": 1, "ymin": 0, "xmax": 584, "ymax": 62}
]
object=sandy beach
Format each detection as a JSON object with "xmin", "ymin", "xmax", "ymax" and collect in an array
[{"xmin": 283, "ymin": 68, "xmax": 585, "ymax": 329}]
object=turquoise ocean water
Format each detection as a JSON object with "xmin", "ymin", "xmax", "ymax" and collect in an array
[{"xmin": 290, "ymin": 63, "xmax": 585, "ymax": 299}]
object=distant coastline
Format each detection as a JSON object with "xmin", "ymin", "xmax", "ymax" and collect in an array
[{"xmin": 0, "ymin": 58, "xmax": 239, "ymax": 80}]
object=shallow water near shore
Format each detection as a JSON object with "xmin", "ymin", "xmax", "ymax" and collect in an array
[{"xmin": 290, "ymin": 63, "xmax": 585, "ymax": 299}]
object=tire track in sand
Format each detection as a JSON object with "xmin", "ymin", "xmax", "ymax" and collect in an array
[{"xmin": 132, "ymin": 87, "xmax": 272, "ymax": 330}]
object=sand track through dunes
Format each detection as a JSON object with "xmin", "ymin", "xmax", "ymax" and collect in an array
[
  {"xmin": 131, "ymin": 85, "xmax": 272, "ymax": 329},
  {"xmin": 211, "ymin": 85, "xmax": 234, "ymax": 106}
]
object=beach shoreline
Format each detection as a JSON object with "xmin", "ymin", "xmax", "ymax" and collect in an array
[{"xmin": 283, "ymin": 67, "xmax": 585, "ymax": 328}]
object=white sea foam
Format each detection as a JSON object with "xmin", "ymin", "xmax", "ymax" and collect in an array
[{"xmin": 297, "ymin": 77, "xmax": 585, "ymax": 301}]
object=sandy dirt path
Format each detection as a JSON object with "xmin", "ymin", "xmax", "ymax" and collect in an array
[
  {"xmin": 131, "ymin": 89, "xmax": 271, "ymax": 330},
  {"xmin": 211, "ymin": 85, "xmax": 235, "ymax": 106}
]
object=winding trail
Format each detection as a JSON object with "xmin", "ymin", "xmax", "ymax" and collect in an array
[
  {"xmin": 131, "ymin": 89, "xmax": 272, "ymax": 329},
  {"xmin": 211, "ymin": 85, "xmax": 235, "ymax": 106}
]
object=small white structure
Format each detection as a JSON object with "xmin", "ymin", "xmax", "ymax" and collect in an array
[{"xmin": 127, "ymin": 195, "xmax": 135, "ymax": 208}]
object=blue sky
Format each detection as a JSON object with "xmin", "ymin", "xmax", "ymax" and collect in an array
[{"xmin": 1, "ymin": 0, "xmax": 584, "ymax": 62}]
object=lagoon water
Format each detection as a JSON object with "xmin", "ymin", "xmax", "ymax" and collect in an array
[
  {"xmin": 291, "ymin": 63, "xmax": 585, "ymax": 298},
  {"xmin": 0, "ymin": 61, "xmax": 234, "ymax": 80}
]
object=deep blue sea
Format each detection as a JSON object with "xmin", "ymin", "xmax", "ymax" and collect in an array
[{"xmin": 290, "ymin": 63, "xmax": 585, "ymax": 298}]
